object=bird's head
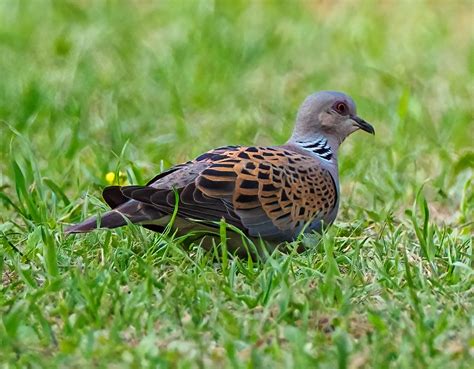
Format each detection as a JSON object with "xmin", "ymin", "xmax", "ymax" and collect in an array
[{"xmin": 291, "ymin": 91, "xmax": 374, "ymax": 146}]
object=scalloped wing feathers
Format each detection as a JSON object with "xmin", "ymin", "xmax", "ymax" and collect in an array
[{"xmin": 85, "ymin": 145, "xmax": 338, "ymax": 240}]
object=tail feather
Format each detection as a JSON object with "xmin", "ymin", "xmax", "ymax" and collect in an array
[
  {"xmin": 65, "ymin": 200, "xmax": 163, "ymax": 235},
  {"xmin": 65, "ymin": 210, "xmax": 128, "ymax": 234}
]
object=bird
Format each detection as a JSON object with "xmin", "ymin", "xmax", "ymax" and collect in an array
[{"xmin": 65, "ymin": 91, "xmax": 374, "ymax": 254}]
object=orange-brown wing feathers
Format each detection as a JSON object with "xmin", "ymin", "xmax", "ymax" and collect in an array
[
  {"xmin": 109, "ymin": 145, "xmax": 337, "ymax": 239},
  {"xmin": 194, "ymin": 146, "xmax": 337, "ymax": 238}
]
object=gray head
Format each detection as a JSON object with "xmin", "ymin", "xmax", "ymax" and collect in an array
[{"xmin": 290, "ymin": 91, "xmax": 374, "ymax": 146}]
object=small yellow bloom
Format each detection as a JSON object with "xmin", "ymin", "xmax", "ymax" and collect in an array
[
  {"xmin": 105, "ymin": 171, "xmax": 128, "ymax": 185},
  {"xmin": 105, "ymin": 172, "xmax": 116, "ymax": 184}
]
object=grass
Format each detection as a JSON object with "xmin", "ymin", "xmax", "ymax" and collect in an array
[{"xmin": 0, "ymin": 1, "xmax": 473, "ymax": 368}]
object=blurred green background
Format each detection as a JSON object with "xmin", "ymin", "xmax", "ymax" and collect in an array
[{"xmin": 0, "ymin": 1, "xmax": 472, "ymax": 368}]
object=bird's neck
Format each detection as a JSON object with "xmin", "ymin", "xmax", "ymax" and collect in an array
[{"xmin": 288, "ymin": 135, "xmax": 340, "ymax": 164}]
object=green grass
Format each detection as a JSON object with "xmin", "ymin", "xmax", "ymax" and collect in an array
[{"xmin": 0, "ymin": 1, "xmax": 473, "ymax": 368}]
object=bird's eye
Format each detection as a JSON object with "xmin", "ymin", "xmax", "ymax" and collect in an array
[{"xmin": 333, "ymin": 102, "xmax": 348, "ymax": 115}]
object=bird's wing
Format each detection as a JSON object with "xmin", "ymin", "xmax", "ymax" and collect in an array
[{"xmin": 110, "ymin": 146, "xmax": 338, "ymax": 239}]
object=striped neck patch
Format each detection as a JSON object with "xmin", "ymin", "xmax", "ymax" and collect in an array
[{"xmin": 297, "ymin": 138, "xmax": 333, "ymax": 161}]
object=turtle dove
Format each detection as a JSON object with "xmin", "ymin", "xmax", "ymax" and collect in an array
[{"xmin": 66, "ymin": 91, "xmax": 374, "ymax": 252}]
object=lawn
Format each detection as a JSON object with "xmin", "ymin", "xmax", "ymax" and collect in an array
[{"xmin": 0, "ymin": 1, "xmax": 473, "ymax": 368}]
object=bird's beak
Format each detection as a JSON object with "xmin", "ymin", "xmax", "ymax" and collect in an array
[{"xmin": 351, "ymin": 115, "xmax": 375, "ymax": 135}]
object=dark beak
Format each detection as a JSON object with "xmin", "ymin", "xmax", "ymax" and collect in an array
[{"xmin": 351, "ymin": 115, "xmax": 375, "ymax": 135}]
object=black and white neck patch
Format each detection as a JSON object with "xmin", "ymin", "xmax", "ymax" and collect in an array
[{"xmin": 298, "ymin": 138, "xmax": 333, "ymax": 161}]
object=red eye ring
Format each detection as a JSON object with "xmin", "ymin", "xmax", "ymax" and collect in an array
[{"xmin": 334, "ymin": 102, "xmax": 347, "ymax": 115}]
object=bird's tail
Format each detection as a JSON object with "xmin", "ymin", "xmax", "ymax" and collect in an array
[
  {"xmin": 65, "ymin": 200, "xmax": 162, "ymax": 234},
  {"xmin": 65, "ymin": 210, "xmax": 129, "ymax": 234}
]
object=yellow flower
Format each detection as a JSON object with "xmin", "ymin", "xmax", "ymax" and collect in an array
[
  {"xmin": 105, "ymin": 171, "xmax": 128, "ymax": 185},
  {"xmin": 105, "ymin": 172, "xmax": 115, "ymax": 184}
]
